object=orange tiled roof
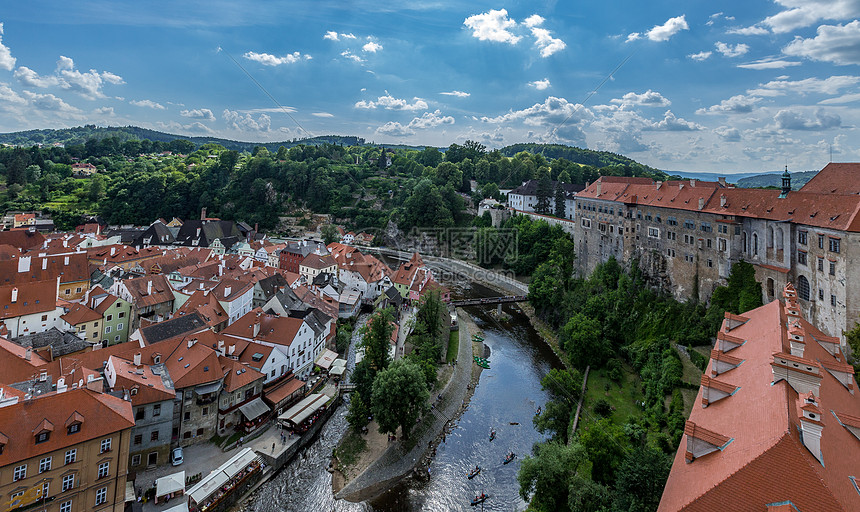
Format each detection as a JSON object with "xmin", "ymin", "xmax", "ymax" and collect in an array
[
  {"xmin": 109, "ymin": 355, "xmax": 175, "ymax": 405},
  {"xmin": 61, "ymin": 303, "xmax": 102, "ymax": 326},
  {"xmin": 222, "ymin": 309, "xmax": 303, "ymax": 347},
  {"xmin": 219, "ymin": 355, "xmax": 264, "ymax": 392},
  {"xmin": 0, "ymin": 279, "xmax": 57, "ymax": 320}
]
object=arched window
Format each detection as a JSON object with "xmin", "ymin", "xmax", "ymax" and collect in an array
[
  {"xmin": 797, "ymin": 275, "xmax": 810, "ymax": 301},
  {"xmin": 744, "ymin": 232, "xmax": 748, "ymax": 253},
  {"xmin": 753, "ymin": 233, "xmax": 759, "ymax": 256},
  {"xmin": 767, "ymin": 226, "xmax": 774, "ymax": 249},
  {"xmin": 767, "ymin": 278, "xmax": 775, "ymax": 298}
]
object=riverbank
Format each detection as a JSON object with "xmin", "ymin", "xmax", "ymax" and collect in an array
[{"xmin": 333, "ymin": 307, "xmax": 480, "ymax": 503}]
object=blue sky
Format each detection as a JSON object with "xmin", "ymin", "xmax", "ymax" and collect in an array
[{"xmin": 2, "ymin": 1, "xmax": 860, "ymax": 173}]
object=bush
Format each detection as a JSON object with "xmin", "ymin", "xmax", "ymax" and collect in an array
[
  {"xmin": 607, "ymin": 358, "xmax": 623, "ymax": 382},
  {"xmin": 594, "ymin": 398, "xmax": 612, "ymax": 417}
]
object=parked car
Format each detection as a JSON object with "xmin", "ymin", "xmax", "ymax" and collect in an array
[{"xmin": 171, "ymin": 447, "xmax": 184, "ymax": 466}]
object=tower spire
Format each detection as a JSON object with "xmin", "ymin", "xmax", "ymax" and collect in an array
[{"xmin": 779, "ymin": 165, "xmax": 791, "ymax": 198}]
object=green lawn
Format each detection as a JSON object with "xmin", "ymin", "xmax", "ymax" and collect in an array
[
  {"xmin": 582, "ymin": 364, "xmax": 644, "ymax": 427},
  {"xmin": 335, "ymin": 431, "xmax": 367, "ymax": 469},
  {"xmin": 446, "ymin": 330, "xmax": 459, "ymax": 363}
]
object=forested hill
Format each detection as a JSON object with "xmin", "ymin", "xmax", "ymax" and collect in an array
[
  {"xmin": 0, "ymin": 125, "xmax": 370, "ymax": 152},
  {"xmin": 735, "ymin": 170, "xmax": 818, "ymax": 190},
  {"xmin": 499, "ymin": 143, "xmax": 665, "ymax": 175}
]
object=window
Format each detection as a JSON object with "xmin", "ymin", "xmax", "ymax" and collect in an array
[
  {"xmin": 98, "ymin": 461, "xmax": 109, "ymax": 479},
  {"xmin": 105, "ymin": 326, "xmax": 111, "ymax": 334},
  {"xmin": 581, "ymin": 218, "xmax": 591, "ymax": 228},
  {"xmin": 701, "ymin": 222, "xmax": 712, "ymax": 233},
  {"xmin": 76, "ymin": 287, "xmax": 82, "ymax": 293},
  {"xmin": 67, "ymin": 423, "xmax": 80, "ymax": 435},
  {"xmin": 830, "ymin": 261, "xmax": 836, "ymax": 276},
  {"xmin": 41, "ymin": 314, "xmax": 48, "ymax": 321},
  {"xmin": 706, "ymin": 239, "xmax": 712, "ymax": 249},
  {"xmin": 202, "ymin": 407, "xmax": 208, "ymax": 416},
  {"xmin": 39, "ymin": 457, "xmax": 52, "ymax": 473},
  {"xmin": 797, "ymin": 275, "xmax": 811, "ymax": 301},
  {"xmin": 829, "ymin": 237, "xmax": 841, "ymax": 253},
  {"xmin": 131, "ymin": 454, "xmax": 141, "ymax": 466},
  {"xmin": 718, "ymin": 238, "xmax": 727, "ymax": 252},
  {"xmin": 36, "ymin": 431, "xmax": 50, "ymax": 444},
  {"xmin": 106, "ymin": 314, "xmax": 112, "ymax": 321},
  {"xmin": 818, "ymin": 257, "xmax": 824, "ymax": 271},
  {"xmin": 151, "ymin": 430, "xmax": 159, "ymax": 441},
  {"xmin": 667, "ymin": 216, "xmax": 677, "ymax": 226},
  {"xmin": 818, "ymin": 234, "xmax": 825, "ymax": 249},
  {"xmin": 684, "ymin": 220, "xmax": 695, "ymax": 229},
  {"xmin": 647, "ymin": 227, "xmax": 660, "ymax": 238},
  {"xmin": 153, "ymin": 404, "xmax": 161, "ymax": 417},
  {"xmin": 832, "ymin": 295, "xmax": 837, "ymax": 307},
  {"xmin": 666, "ymin": 248, "xmax": 675, "ymax": 257},
  {"xmin": 133, "ymin": 434, "xmax": 142, "ymax": 445},
  {"xmin": 13, "ymin": 464, "xmax": 26, "ymax": 481},
  {"xmin": 183, "ymin": 412, "xmax": 190, "ymax": 421},
  {"xmin": 95, "ymin": 487, "xmax": 107, "ymax": 506},
  {"xmin": 41, "ymin": 482, "xmax": 49, "ymax": 499},
  {"xmin": 62, "ymin": 474, "xmax": 74, "ymax": 492},
  {"xmin": 707, "ymin": 259, "xmax": 713, "ymax": 268},
  {"xmin": 100, "ymin": 438, "xmax": 111, "ymax": 453},
  {"xmin": 819, "ymin": 289, "xmax": 824, "ymax": 301},
  {"xmin": 65, "ymin": 449, "xmax": 76, "ymax": 464},
  {"xmin": 119, "ymin": 312, "xmax": 125, "ymax": 318},
  {"xmin": 114, "ymin": 335, "xmax": 120, "ymax": 342},
  {"xmin": 798, "ymin": 251, "xmax": 807, "ymax": 266},
  {"xmin": 798, "ymin": 231, "xmax": 807, "ymax": 245},
  {"xmin": 60, "ymin": 501, "xmax": 72, "ymax": 512},
  {"xmin": 135, "ymin": 408, "xmax": 144, "ymax": 421},
  {"xmin": 117, "ymin": 323, "xmax": 123, "ymax": 331}
]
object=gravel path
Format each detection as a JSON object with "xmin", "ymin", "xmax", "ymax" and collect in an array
[{"xmin": 335, "ymin": 308, "xmax": 477, "ymax": 502}]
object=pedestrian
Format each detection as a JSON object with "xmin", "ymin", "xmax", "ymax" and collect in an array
[
  {"xmin": 239, "ymin": 436, "xmax": 243, "ymax": 447},
  {"xmin": 272, "ymin": 442, "xmax": 275, "ymax": 452}
]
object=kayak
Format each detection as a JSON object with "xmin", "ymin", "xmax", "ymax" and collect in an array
[
  {"xmin": 471, "ymin": 494, "xmax": 488, "ymax": 506},
  {"xmin": 503, "ymin": 453, "xmax": 516, "ymax": 464},
  {"xmin": 467, "ymin": 467, "xmax": 481, "ymax": 479},
  {"xmin": 489, "ymin": 431, "xmax": 496, "ymax": 442}
]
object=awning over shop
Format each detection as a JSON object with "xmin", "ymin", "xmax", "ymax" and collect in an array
[
  {"xmin": 238, "ymin": 397, "xmax": 270, "ymax": 421},
  {"xmin": 278, "ymin": 393, "xmax": 329, "ymax": 426},
  {"xmin": 329, "ymin": 366, "xmax": 346, "ymax": 377},
  {"xmin": 331, "ymin": 358, "xmax": 346, "ymax": 369},
  {"xmin": 162, "ymin": 503, "xmax": 189, "ymax": 512},
  {"xmin": 156, "ymin": 471, "xmax": 185, "ymax": 498},
  {"xmin": 315, "ymin": 349, "xmax": 338, "ymax": 370},
  {"xmin": 194, "ymin": 380, "xmax": 222, "ymax": 395},
  {"xmin": 188, "ymin": 448, "xmax": 257, "ymax": 504}
]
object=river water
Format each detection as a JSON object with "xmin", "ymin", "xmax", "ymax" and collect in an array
[{"xmin": 246, "ymin": 281, "xmax": 563, "ymax": 512}]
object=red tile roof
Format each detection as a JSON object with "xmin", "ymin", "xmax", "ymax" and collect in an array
[
  {"xmin": 799, "ymin": 163, "xmax": 860, "ymax": 195},
  {"xmin": 658, "ymin": 299, "xmax": 860, "ymax": 512},
  {"xmin": 61, "ymin": 303, "xmax": 102, "ymax": 326},
  {"xmin": 108, "ymin": 355, "xmax": 175, "ymax": 405},
  {"xmin": 222, "ymin": 310, "xmax": 303, "ymax": 347},
  {"xmin": 0, "ymin": 228, "xmax": 45, "ymax": 251},
  {"xmin": 0, "ymin": 279, "xmax": 57, "ymax": 320},
  {"xmin": 122, "ymin": 275, "xmax": 174, "ymax": 308},
  {"xmin": 219, "ymin": 355, "xmax": 264, "ymax": 393}
]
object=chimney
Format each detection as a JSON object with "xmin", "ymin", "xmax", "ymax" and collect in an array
[
  {"xmin": 196, "ymin": 228, "xmax": 201, "ymax": 237},
  {"xmin": 718, "ymin": 177, "xmax": 726, "ymax": 187},
  {"xmin": 24, "ymin": 346, "xmax": 30, "ymax": 360},
  {"xmin": 698, "ymin": 197, "xmax": 705, "ymax": 210},
  {"xmin": 218, "ymin": 339, "xmax": 225, "ymax": 356},
  {"xmin": 720, "ymin": 194, "xmax": 727, "ymax": 207},
  {"xmin": 253, "ymin": 315, "xmax": 261, "ymax": 338},
  {"xmin": 224, "ymin": 286, "xmax": 232, "ymax": 297},
  {"xmin": 11, "ymin": 288, "xmax": 18, "ymax": 303},
  {"xmin": 42, "ymin": 258, "xmax": 48, "ymax": 270},
  {"xmin": 134, "ymin": 352, "xmax": 142, "ymax": 366},
  {"xmin": 110, "ymin": 247, "xmax": 116, "ymax": 257},
  {"xmin": 596, "ymin": 181, "xmax": 602, "ymax": 196},
  {"xmin": 62, "ymin": 239, "xmax": 68, "ymax": 248},
  {"xmin": 656, "ymin": 181, "xmax": 662, "ymax": 190},
  {"xmin": 147, "ymin": 280, "xmax": 152, "ymax": 295},
  {"xmin": 64, "ymin": 256, "xmax": 69, "ymax": 266},
  {"xmin": 690, "ymin": 179, "xmax": 697, "ymax": 187},
  {"xmin": 17, "ymin": 256, "xmax": 31, "ymax": 273},
  {"xmin": 799, "ymin": 393, "xmax": 824, "ymax": 463},
  {"xmin": 228, "ymin": 344, "xmax": 236, "ymax": 356},
  {"xmin": 201, "ymin": 207, "xmax": 207, "ymax": 220},
  {"xmin": 188, "ymin": 338, "xmax": 197, "ymax": 348},
  {"xmin": 56, "ymin": 377, "xmax": 67, "ymax": 394}
]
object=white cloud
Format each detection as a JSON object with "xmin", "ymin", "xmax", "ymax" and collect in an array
[
  {"xmin": 223, "ymin": 108, "xmax": 271, "ymax": 131},
  {"xmin": 375, "ymin": 121, "xmax": 414, "ymax": 137},
  {"xmin": 180, "ymin": 108, "xmax": 215, "ymax": 121},
  {"xmin": 312, "ymin": 112, "xmax": 334, "ymax": 117},
  {"xmin": 343, "ymin": 33, "xmax": 357, "ymax": 40},
  {"xmin": 697, "ymin": 94, "xmax": 761, "ymax": 114},
  {"xmin": 626, "ymin": 32, "xmax": 641, "ymax": 42},
  {"xmin": 819, "ymin": 92, "xmax": 860, "ymax": 104},
  {"xmin": 727, "ymin": 25, "xmax": 770, "ymax": 36},
  {"xmin": 737, "ymin": 58, "xmax": 802, "ymax": 69},
  {"xmin": 715, "ymin": 41, "xmax": 749, "ymax": 57},
  {"xmin": 706, "ymin": 12, "xmax": 734, "ymax": 26},
  {"xmin": 440, "ymin": 90, "xmax": 470, "ymax": 97},
  {"xmin": 774, "ymin": 108, "xmax": 841, "ymax": 130},
  {"xmin": 715, "ymin": 125, "xmax": 742, "ymax": 141},
  {"xmin": 323, "ymin": 31, "xmax": 339, "ymax": 41},
  {"xmin": 464, "ymin": 9, "xmax": 521, "ymax": 44},
  {"xmin": 0, "ymin": 82, "xmax": 26, "ymax": 106},
  {"xmin": 354, "ymin": 93, "xmax": 428, "ymax": 111},
  {"xmin": 523, "ymin": 15, "xmax": 544, "ymax": 28},
  {"xmin": 362, "ymin": 41, "xmax": 383, "ymax": 53},
  {"xmin": 22, "ymin": 90, "xmax": 82, "ymax": 115},
  {"xmin": 407, "ymin": 109, "xmax": 455, "ymax": 129},
  {"xmin": 243, "ymin": 50, "xmax": 311, "ymax": 66},
  {"xmin": 748, "ymin": 76, "xmax": 860, "ymax": 97},
  {"xmin": 611, "ymin": 89, "xmax": 671, "ymax": 107},
  {"xmin": 130, "ymin": 99, "xmax": 166, "ymax": 110},
  {"xmin": 240, "ymin": 106, "xmax": 296, "ymax": 114},
  {"xmin": 529, "ymin": 78, "xmax": 551, "ymax": 90},
  {"xmin": 0, "ymin": 23, "xmax": 16, "ymax": 71},
  {"xmin": 341, "ymin": 50, "xmax": 364, "ymax": 63},
  {"xmin": 647, "ymin": 110, "xmax": 702, "ymax": 131},
  {"xmin": 530, "ymin": 26, "xmax": 566, "ymax": 57},
  {"xmin": 157, "ymin": 120, "xmax": 215, "ymax": 134},
  {"xmin": 783, "ymin": 21, "xmax": 860, "ymax": 65},
  {"xmin": 481, "ymin": 96, "xmax": 591, "ymax": 145},
  {"xmin": 93, "ymin": 106, "xmax": 114, "ymax": 116},
  {"xmin": 688, "ymin": 51, "xmax": 712, "ymax": 61},
  {"xmin": 12, "ymin": 56, "xmax": 122, "ymax": 99},
  {"xmin": 646, "ymin": 15, "xmax": 689, "ymax": 42},
  {"xmin": 762, "ymin": 0, "xmax": 860, "ymax": 34}
]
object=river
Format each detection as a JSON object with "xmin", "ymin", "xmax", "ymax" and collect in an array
[{"xmin": 245, "ymin": 281, "xmax": 564, "ymax": 512}]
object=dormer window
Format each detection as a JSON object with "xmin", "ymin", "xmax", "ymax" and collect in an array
[
  {"xmin": 67, "ymin": 423, "xmax": 80, "ymax": 434},
  {"xmin": 36, "ymin": 431, "xmax": 50, "ymax": 444}
]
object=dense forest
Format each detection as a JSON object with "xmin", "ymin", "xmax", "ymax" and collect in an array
[
  {"xmin": 515, "ymin": 227, "xmax": 764, "ymax": 511},
  {"xmin": 0, "ymin": 132, "xmax": 668, "ymax": 233}
]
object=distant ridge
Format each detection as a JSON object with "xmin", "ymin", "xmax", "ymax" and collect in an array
[
  {"xmin": 498, "ymin": 142, "xmax": 665, "ymax": 174},
  {"xmin": 0, "ymin": 125, "xmax": 431, "ymax": 152}
]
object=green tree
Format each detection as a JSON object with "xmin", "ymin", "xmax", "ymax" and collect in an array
[
  {"xmin": 535, "ymin": 167, "xmax": 552, "ymax": 214},
  {"xmin": 88, "ymin": 174, "xmax": 106, "ymax": 202},
  {"xmin": 359, "ymin": 307, "xmax": 395, "ymax": 373},
  {"xmin": 554, "ymin": 183, "xmax": 566, "ymax": 218},
  {"xmin": 347, "ymin": 391, "xmax": 371, "ymax": 431},
  {"xmin": 371, "ymin": 360, "xmax": 429, "ymax": 438},
  {"xmin": 578, "ymin": 418, "xmax": 628, "ymax": 486},
  {"xmin": 561, "ymin": 313, "xmax": 610, "ymax": 370},
  {"xmin": 612, "ymin": 447, "xmax": 672, "ymax": 512},
  {"xmin": 709, "ymin": 260, "xmax": 763, "ymax": 315},
  {"xmin": 321, "ymin": 224, "xmax": 340, "ymax": 245},
  {"xmin": 518, "ymin": 441, "xmax": 586, "ymax": 512},
  {"xmin": 845, "ymin": 318, "xmax": 860, "ymax": 384}
]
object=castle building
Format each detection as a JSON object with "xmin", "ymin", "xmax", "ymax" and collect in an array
[{"xmin": 571, "ymin": 163, "xmax": 860, "ymax": 344}]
